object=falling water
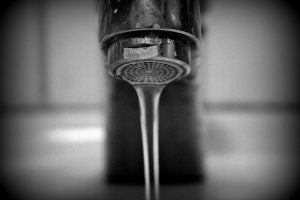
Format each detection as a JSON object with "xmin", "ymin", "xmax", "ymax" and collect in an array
[
  {"xmin": 134, "ymin": 84, "xmax": 165, "ymax": 200},
  {"xmin": 113, "ymin": 53, "xmax": 188, "ymax": 200}
]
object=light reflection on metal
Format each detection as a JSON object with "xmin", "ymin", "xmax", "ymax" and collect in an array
[{"xmin": 99, "ymin": 0, "xmax": 201, "ymax": 49}]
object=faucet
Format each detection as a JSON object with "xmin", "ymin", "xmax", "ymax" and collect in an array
[{"xmin": 98, "ymin": 0, "xmax": 205, "ymax": 184}]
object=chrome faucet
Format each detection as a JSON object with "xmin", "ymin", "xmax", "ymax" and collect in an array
[{"xmin": 98, "ymin": 0, "xmax": 205, "ymax": 184}]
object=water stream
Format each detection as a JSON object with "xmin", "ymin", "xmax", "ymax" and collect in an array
[{"xmin": 134, "ymin": 84, "xmax": 165, "ymax": 200}]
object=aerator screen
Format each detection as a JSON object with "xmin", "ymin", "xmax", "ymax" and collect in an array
[{"xmin": 115, "ymin": 60, "xmax": 185, "ymax": 85}]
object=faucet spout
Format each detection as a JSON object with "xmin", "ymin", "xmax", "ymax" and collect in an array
[{"xmin": 98, "ymin": 0, "xmax": 205, "ymax": 184}]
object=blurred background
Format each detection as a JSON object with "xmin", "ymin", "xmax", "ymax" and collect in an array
[{"xmin": 0, "ymin": 0, "xmax": 299, "ymax": 200}]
